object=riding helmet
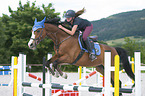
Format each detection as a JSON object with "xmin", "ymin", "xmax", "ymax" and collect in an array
[{"xmin": 64, "ymin": 10, "xmax": 75, "ymax": 18}]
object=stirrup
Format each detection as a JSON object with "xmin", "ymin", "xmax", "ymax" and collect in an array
[{"xmin": 89, "ymin": 53, "xmax": 97, "ymax": 61}]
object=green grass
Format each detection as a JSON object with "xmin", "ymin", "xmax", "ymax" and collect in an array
[{"xmin": 105, "ymin": 36, "xmax": 145, "ymax": 47}]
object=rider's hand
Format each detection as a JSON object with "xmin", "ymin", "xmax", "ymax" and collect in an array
[{"xmin": 58, "ymin": 25, "xmax": 63, "ymax": 29}]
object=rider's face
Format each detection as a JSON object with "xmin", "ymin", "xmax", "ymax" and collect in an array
[{"xmin": 66, "ymin": 17, "xmax": 73, "ymax": 22}]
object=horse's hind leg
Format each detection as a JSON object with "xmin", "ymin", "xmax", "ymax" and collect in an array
[
  {"xmin": 96, "ymin": 65, "xmax": 113, "ymax": 85},
  {"xmin": 95, "ymin": 65, "xmax": 104, "ymax": 75},
  {"xmin": 96, "ymin": 65, "xmax": 122, "ymax": 96}
]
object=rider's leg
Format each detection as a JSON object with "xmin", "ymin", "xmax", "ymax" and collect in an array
[
  {"xmin": 83, "ymin": 24, "xmax": 96, "ymax": 60},
  {"xmin": 84, "ymin": 38, "xmax": 96, "ymax": 60},
  {"xmin": 82, "ymin": 24, "xmax": 93, "ymax": 41}
]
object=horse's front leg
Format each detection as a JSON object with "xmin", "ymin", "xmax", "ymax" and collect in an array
[
  {"xmin": 45, "ymin": 55, "xmax": 58, "ymax": 76},
  {"xmin": 53, "ymin": 55, "xmax": 69, "ymax": 79}
]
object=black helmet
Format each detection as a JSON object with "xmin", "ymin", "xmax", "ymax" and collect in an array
[{"xmin": 65, "ymin": 10, "xmax": 75, "ymax": 18}]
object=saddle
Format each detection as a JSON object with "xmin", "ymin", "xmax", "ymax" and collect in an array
[
  {"xmin": 89, "ymin": 36, "xmax": 98, "ymax": 42},
  {"xmin": 78, "ymin": 35, "xmax": 101, "ymax": 56}
]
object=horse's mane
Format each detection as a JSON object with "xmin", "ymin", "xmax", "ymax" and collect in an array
[
  {"xmin": 44, "ymin": 15, "xmax": 81, "ymax": 37},
  {"xmin": 45, "ymin": 17, "xmax": 61, "ymax": 25},
  {"xmin": 45, "ymin": 17, "xmax": 72, "ymax": 31}
]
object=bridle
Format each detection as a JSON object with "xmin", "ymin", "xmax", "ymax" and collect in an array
[
  {"xmin": 31, "ymin": 26, "xmax": 71, "ymax": 54},
  {"xmin": 30, "ymin": 28, "xmax": 44, "ymax": 49},
  {"xmin": 46, "ymin": 27, "xmax": 71, "ymax": 55}
]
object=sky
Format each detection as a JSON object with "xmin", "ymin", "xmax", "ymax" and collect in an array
[{"xmin": 0, "ymin": 0, "xmax": 145, "ymax": 21}]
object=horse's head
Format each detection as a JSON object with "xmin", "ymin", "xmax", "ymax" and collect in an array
[{"xmin": 28, "ymin": 17, "xmax": 46, "ymax": 50}]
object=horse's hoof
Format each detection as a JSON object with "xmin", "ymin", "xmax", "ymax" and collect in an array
[
  {"xmin": 48, "ymin": 71, "xmax": 55, "ymax": 76},
  {"xmin": 62, "ymin": 73, "xmax": 68, "ymax": 79},
  {"xmin": 54, "ymin": 72, "xmax": 59, "ymax": 78},
  {"xmin": 54, "ymin": 74, "xmax": 59, "ymax": 78},
  {"xmin": 132, "ymin": 83, "xmax": 135, "ymax": 88}
]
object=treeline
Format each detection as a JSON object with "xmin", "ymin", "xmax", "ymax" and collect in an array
[
  {"xmin": 0, "ymin": 1, "xmax": 59, "ymax": 64},
  {"xmin": 121, "ymin": 37, "xmax": 145, "ymax": 63},
  {"xmin": 91, "ymin": 9, "xmax": 145, "ymax": 41}
]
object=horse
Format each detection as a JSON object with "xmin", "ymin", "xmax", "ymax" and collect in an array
[{"xmin": 28, "ymin": 17, "xmax": 135, "ymax": 92}]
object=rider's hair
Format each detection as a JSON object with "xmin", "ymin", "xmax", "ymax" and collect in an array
[{"xmin": 75, "ymin": 8, "xmax": 86, "ymax": 17}]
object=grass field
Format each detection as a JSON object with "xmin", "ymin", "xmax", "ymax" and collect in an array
[{"xmin": 105, "ymin": 36, "xmax": 145, "ymax": 47}]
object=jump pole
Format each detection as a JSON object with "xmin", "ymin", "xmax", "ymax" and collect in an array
[
  {"xmin": 53, "ymin": 70, "xmax": 97, "ymax": 96},
  {"xmin": 131, "ymin": 57, "xmax": 134, "ymax": 84},
  {"xmin": 104, "ymin": 50, "xmax": 113, "ymax": 96},
  {"xmin": 9, "ymin": 56, "xmax": 14, "ymax": 86},
  {"xmin": 46, "ymin": 53, "xmax": 52, "ymax": 96},
  {"xmin": 16, "ymin": 53, "xmax": 52, "ymax": 96},
  {"xmin": 135, "ymin": 51, "xmax": 145, "ymax": 96},
  {"xmin": 105, "ymin": 51, "xmax": 135, "ymax": 96},
  {"xmin": 79, "ymin": 66, "xmax": 82, "ymax": 85},
  {"xmin": 13, "ymin": 57, "xmax": 18, "ymax": 96},
  {"xmin": 27, "ymin": 73, "xmax": 41, "ymax": 81},
  {"xmin": 73, "ymin": 70, "xmax": 97, "ymax": 85},
  {"xmin": 22, "ymin": 82, "xmax": 103, "ymax": 92},
  {"xmin": 114, "ymin": 55, "xmax": 120, "ymax": 96},
  {"xmin": 43, "ymin": 57, "xmax": 46, "ymax": 96},
  {"xmin": 18, "ymin": 53, "xmax": 26, "ymax": 96}
]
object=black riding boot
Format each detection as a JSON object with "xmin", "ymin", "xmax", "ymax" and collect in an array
[{"xmin": 84, "ymin": 38, "xmax": 96, "ymax": 61}]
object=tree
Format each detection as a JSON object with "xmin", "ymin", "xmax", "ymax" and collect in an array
[
  {"xmin": 122, "ymin": 37, "xmax": 145, "ymax": 64},
  {"xmin": 122, "ymin": 37, "xmax": 139, "ymax": 57},
  {"xmin": 0, "ymin": 17, "xmax": 11, "ymax": 63},
  {"xmin": 1, "ymin": 1, "xmax": 60, "ymax": 64}
]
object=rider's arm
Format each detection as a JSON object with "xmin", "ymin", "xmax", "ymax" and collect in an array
[{"xmin": 58, "ymin": 25, "xmax": 78, "ymax": 35}]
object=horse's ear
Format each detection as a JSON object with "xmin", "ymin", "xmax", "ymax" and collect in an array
[
  {"xmin": 34, "ymin": 18, "xmax": 37, "ymax": 24},
  {"xmin": 41, "ymin": 17, "xmax": 46, "ymax": 23}
]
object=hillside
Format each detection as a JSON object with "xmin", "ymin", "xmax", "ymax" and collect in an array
[
  {"xmin": 106, "ymin": 36, "xmax": 145, "ymax": 47},
  {"xmin": 91, "ymin": 9, "xmax": 145, "ymax": 41}
]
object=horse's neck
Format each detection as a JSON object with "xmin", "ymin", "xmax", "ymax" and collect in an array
[{"xmin": 45, "ymin": 23, "xmax": 73, "ymax": 44}]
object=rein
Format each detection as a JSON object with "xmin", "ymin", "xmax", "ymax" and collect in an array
[
  {"xmin": 46, "ymin": 28, "xmax": 85, "ymax": 64},
  {"xmin": 46, "ymin": 28, "xmax": 71, "ymax": 55},
  {"xmin": 30, "ymin": 24, "xmax": 85, "ymax": 65}
]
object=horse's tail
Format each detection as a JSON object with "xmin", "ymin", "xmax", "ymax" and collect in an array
[{"xmin": 115, "ymin": 47, "xmax": 135, "ymax": 81}]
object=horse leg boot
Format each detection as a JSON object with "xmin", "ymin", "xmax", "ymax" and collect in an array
[
  {"xmin": 84, "ymin": 37, "xmax": 96, "ymax": 61},
  {"xmin": 53, "ymin": 60, "xmax": 68, "ymax": 79},
  {"xmin": 45, "ymin": 60, "xmax": 55, "ymax": 76}
]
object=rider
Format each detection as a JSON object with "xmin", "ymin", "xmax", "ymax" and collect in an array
[{"xmin": 58, "ymin": 9, "xmax": 96, "ymax": 61}]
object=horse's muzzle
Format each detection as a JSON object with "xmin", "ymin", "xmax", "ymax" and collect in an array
[
  {"xmin": 28, "ymin": 40, "xmax": 37, "ymax": 50},
  {"xmin": 29, "ymin": 46, "xmax": 36, "ymax": 50},
  {"xmin": 28, "ymin": 44, "xmax": 36, "ymax": 50}
]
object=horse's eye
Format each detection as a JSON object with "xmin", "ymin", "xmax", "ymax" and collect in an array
[{"xmin": 37, "ymin": 30, "xmax": 40, "ymax": 33}]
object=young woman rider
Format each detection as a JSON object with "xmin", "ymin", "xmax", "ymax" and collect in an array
[{"xmin": 58, "ymin": 9, "xmax": 96, "ymax": 61}]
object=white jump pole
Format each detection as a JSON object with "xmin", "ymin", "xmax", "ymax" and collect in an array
[
  {"xmin": 18, "ymin": 53, "xmax": 26, "ymax": 96},
  {"xmin": 104, "ymin": 50, "xmax": 112, "ymax": 96},
  {"xmin": 83, "ymin": 67, "xmax": 87, "ymax": 85},
  {"xmin": 135, "ymin": 51, "xmax": 145, "ymax": 96},
  {"xmin": 9, "ymin": 56, "xmax": 15, "ymax": 86},
  {"xmin": 46, "ymin": 53, "xmax": 52, "ymax": 96}
]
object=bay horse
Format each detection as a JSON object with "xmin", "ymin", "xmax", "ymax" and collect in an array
[{"xmin": 28, "ymin": 17, "xmax": 135, "ymax": 90}]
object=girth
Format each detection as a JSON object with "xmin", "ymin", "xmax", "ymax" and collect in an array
[{"xmin": 71, "ymin": 50, "xmax": 85, "ymax": 65}]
